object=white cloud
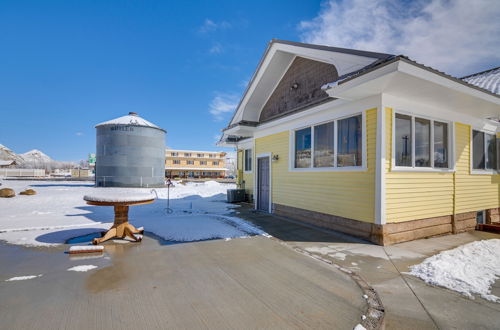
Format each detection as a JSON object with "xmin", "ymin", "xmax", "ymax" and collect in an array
[
  {"xmin": 209, "ymin": 93, "xmax": 239, "ymax": 121},
  {"xmin": 199, "ymin": 19, "xmax": 231, "ymax": 34},
  {"xmin": 75, "ymin": 132, "xmax": 83, "ymax": 136},
  {"xmin": 209, "ymin": 43, "xmax": 223, "ymax": 54},
  {"xmin": 299, "ymin": 0, "xmax": 500, "ymax": 76}
]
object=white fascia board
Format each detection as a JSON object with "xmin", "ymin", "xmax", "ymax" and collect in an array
[
  {"xmin": 223, "ymin": 125, "xmax": 257, "ymax": 136},
  {"xmin": 230, "ymin": 45, "xmax": 280, "ymax": 125},
  {"xmin": 397, "ymin": 61, "xmax": 500, "ymax": 105}
]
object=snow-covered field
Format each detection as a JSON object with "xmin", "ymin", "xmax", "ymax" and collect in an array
[
  {"xmin": 0, "ymin": 180, "xmax": 266, "ymax": 247},
  {"xmin": 407, "ymin": 239, "xmax": 500, "ymax": 302}
]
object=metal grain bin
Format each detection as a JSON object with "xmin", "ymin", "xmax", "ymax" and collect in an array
[{"xmin": 95, "ymin": 112, "xmax": 166, "ymax": 187}]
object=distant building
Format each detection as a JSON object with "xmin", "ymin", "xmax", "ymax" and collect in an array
[
  {"xmin": 71, "ymin": 168, "xmax": 92, "ymax": 177},
  {"xmin": 0, "ymin": 160, "xmax": 17, "ymax": 168},
  {"xmin": 165, "ymin": 149, "xmax": 227, "ymax": 178}
]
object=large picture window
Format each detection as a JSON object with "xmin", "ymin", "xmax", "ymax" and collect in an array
[
  {"xmin": 394, "ymin": 112, "xmax": 450, "ymax": 169},
  {"xmin": 293, "ymin": 114, "xmax": 363, "ymax": 170},
  {"xmin": 244, "ymin": 149, "xmax": 252, "ymax": 172},
  {"xmin": 472, "ymin": 130, "xmax": 497, "ymax": 171}
]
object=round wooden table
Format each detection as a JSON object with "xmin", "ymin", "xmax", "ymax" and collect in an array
[{"xmin": 83, "ymin": 194, "xmax": 155, "ymax": 245}]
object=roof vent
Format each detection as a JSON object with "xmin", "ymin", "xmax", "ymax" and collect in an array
[{"xmin": 129, "ymin": 112, "xmax": 138, "ymax": 116}]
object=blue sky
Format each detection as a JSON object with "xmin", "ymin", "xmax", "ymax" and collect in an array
[{"xmin": 1, "ymin": 0, "xmax": 498, "ymax": 161}]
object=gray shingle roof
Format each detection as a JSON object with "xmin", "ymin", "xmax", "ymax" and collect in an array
[{"xmin": 462, "ymin": 67, "xmax": 500, "ymax": 95}]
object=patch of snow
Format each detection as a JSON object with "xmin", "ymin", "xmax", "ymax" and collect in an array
[
  {"xmin": 84, "ymin": 190, "xmax": 155, "ymax": 203},
  {"xmin": 362, "ymin": 294, "xmax": 368, "ymax": 299},
  {"xmin": 407, "ymin": 239, "xmax": 500, "ymax": 302},
  {"xmin": 67, "ymin": 265, "xmax": 98, "ymax": 272},
  {"xmin": 361, "ymin": 315, "xmax": 366, "ymax": 320},
  {"xmin": 0, "ymin": 179, "xmax": 265, "ymax": 247},
  {"xmin": 96, "ymin": 114, "xmax": 161, "ymax": 129},
  {"xmin": 6, "ymin": 274, "xmax": 42, "ymax": 281},
  {"xmin": 69, "ymin": 245, "xmax": 104, "ymax": 253},
  {"xmin": 354, "ymin": 324, "xmax": 366, "ymax": 330}
]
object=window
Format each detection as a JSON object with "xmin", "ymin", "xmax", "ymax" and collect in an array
[
  {"xmin": 197, "ymin": 153, "xmax": 204, "ymax": 158},
  {"xmin": 415, "ymin": 118, "xmax": 430, "ymax": 167},
  {"xmin": 295, "ymin": 127, "xmax": 311, "ymax": 168},
  {"xmin": 314, "ymin": 122, "xmax": 334, "ymax": 167},
  {"xmin": 244, "ymin": 149, "xmax": 252, "ymax": 172},
  {"xmin": 209, "ymin": 154, "xmax": 215, "ymax": 158},
  {"xmin": 171, "ymin": 152, "xmax": 178, "ymax": 157},
  {"xmin": 337, "ymin": 115, "xmax": 362, "ymax": 167},
  {"xmin": 293, "ymin": 114, "xmax": 363, "ymax": 170},
  {"xmin": 394, "ymin": 113, "xmax": 450, "ymax": 169},
  {"xmin": 472, "ymin": 130, "xmax": 497, "ymax": 170},
  {"xmin": 213, "ymin": 161, "xmax": 219, "ymax": 166},
  {"xmin": 200, "ymin": 161, "xmax": 207, "ymax": 165},
  {"xmin": 434, "ymin": 121, "xmax": 449, "ymax": 168},
  {"xmin": 173, "ymin": 160, "xmax": 180, "ymax": 165},
  {"xmin": 184, "ymin": 153, "xmax": 192, "ymax": 157},
  {"xmin": 187, "ymin": 160, "xmax": 194, "ymax": 165},
  {"xmin": 395, "ymin": 114, "xmax": 412, "ymax": 166}
]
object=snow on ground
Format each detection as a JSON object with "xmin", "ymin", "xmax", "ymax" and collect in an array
[
  {"xmin": 407, "ymin": 239, "xmax": 500, "ymax": 302},
  {"xmin": 67, "ymin": 265, "xmax": 98, "ymax": 272},
  {"xmin": 0, "ymin": 179, "xmax": 265, "ymax": 247},
  {"xmin": 5, "ymin": 274, "xmax": 43, "ymax": 281}
]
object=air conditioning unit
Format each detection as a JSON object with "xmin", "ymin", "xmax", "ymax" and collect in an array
[{"xmin": 227, "ymin": 189, "xmax": 246, "ymax": 203}]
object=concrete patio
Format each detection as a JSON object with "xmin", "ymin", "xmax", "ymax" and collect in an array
[
  {"xmin": 2, "ymin": 204, "xmax": 500, "ymax": 329},
  {"xmin": 237, "ymin": 206, "xmax": 500, "ymax": 329},
  {"xmin": 0, "ymin": 233, "xmax": 366, "ymax": 330}
]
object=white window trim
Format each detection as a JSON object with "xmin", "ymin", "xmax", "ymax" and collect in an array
[
  {"xmin": 288, "ymin": 112, "xmax": 367, "ymax": 172},
  {"xmin": 244, "ymin": 148, "xmax": 253, "ymax": 173},
  {"xmin": 391, "ymin": 110, "xmax": 455, "ymax": 173},
  {"xmin": 470, "ymin": 127, "xmax": 498, "ymax": 175}
]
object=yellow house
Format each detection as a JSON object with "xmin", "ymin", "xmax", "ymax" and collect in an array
[
  {"xmin": 165, "ymin": 149, "xmax": 228, "ymax": 178},
  {"xmin": 219, "ymin": 40, "xmax": 500, "ymax": 245}
]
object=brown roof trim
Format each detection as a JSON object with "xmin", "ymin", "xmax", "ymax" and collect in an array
[{"xmin": 271, "ymin": 39, "xmax": 394, "ymax": 60}]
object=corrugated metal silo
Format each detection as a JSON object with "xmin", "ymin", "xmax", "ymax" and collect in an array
[{"xmin": 95, "ymin": 112, "xmax": 166, "ymax": 187}]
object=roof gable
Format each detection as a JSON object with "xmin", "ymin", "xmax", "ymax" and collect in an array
[{"xmin": 227, "ymin": 40, "xmax": 393, "ymax": 127}]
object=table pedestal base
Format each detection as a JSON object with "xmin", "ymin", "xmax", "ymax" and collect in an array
[{"xmin": 92, "ymin": 205, "xmax": 144, "ymax": 245}]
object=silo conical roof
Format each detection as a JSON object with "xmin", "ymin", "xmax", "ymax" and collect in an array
[{"xmin": 95, "ymin": 112, "xmax": 165, "ymax": 131}]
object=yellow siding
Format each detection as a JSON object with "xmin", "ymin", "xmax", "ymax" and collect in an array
[
  {"xmin": 255, "ymin": 108, "xmax": 377, "ymax": 223},
  {"xmin": 385, "ymin": 108, "xmax": 454, "ymax": 223},
  {"xmin": 455, "ymin": 123, "xmax": 500, "ymax": 213},
  {"xmin": 237, "ymin": 149, "xmax": 254, "ymax": 196},
  {"xmin": 385, "ymin": 108, "xmax": 500, "ymax": 223}
]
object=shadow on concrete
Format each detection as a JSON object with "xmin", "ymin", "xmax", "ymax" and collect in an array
[
  {"xmin": 236, "ymin": 204, "xmax": 370, "ymax": 245},
  {"xmin": 35, "ymin": 227, "xmax": 107, "ymax": 244}
]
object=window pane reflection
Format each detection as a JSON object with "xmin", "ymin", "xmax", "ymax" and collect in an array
[
  {"xmin": 314, "ymin": 122, "xmax": 335, "ymax": 167},
  {"xmin": 415, "ymin": 118, "xmax": 430, "ymax": 167},
  {"xmin": 433, "ymin": 121, "xmax": 448, "ymax": 168},
  {"xmin": 295, "ymin": 127, "xmax": 311, "ymax": 168},
  {"xmin": 337, "ymin": 115, "xmax": 362, "ymax": 167},
  {"xmin": 395, "ymin": 114, "xmax": 412, "ymax": 166}
]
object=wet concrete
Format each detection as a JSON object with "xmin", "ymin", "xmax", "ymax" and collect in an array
[
  {"xmin": 0, "ymin": 233, "xmax": 366, "ymax": 329},
  {"xmin": 234, "ymin": 207, "xmax": 500, "ymax": 330}
]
